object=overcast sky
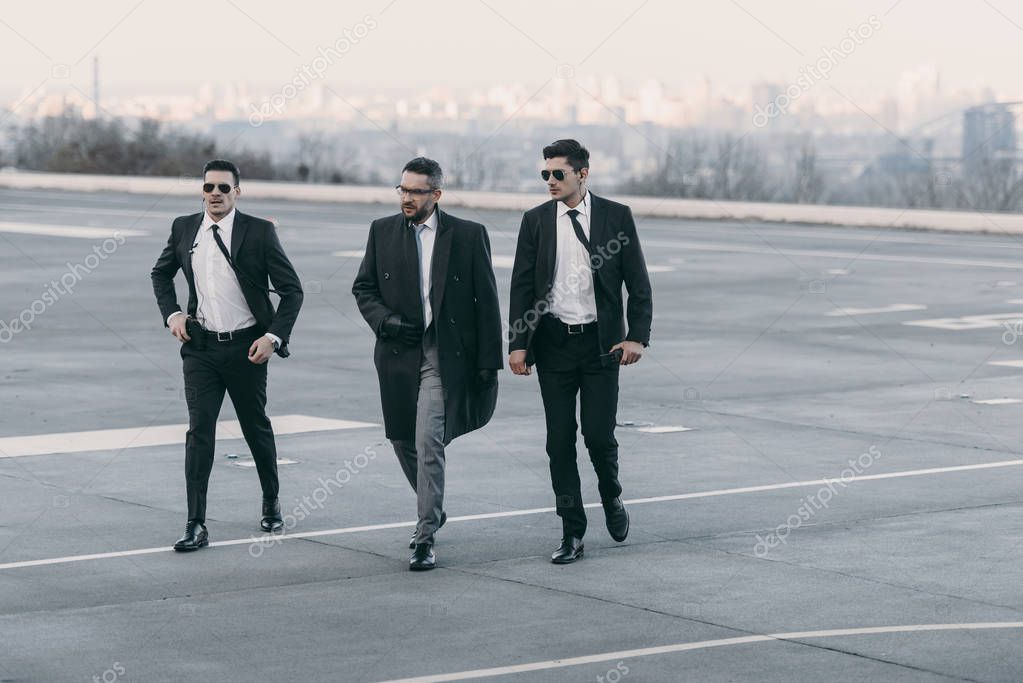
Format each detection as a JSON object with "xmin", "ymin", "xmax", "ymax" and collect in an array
[{"xmin": 1, "ymin": 0, "xmax": 1020, "ymax": 99}]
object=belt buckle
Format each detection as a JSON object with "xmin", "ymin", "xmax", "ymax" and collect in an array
[
  {"xmin": 566, "ymin": 323, "xmax": 584, "ymax": 335},
  {"xmin": 216, "ymin": 330, "xmax": 233, "ymax": 342}
]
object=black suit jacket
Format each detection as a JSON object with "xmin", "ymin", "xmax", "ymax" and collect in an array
[
  {"xmin": 508, "ymin": 193, "xmax": 653, "ymax": 365},
  {"xmin": 352, "ymin": 207, "xmax": 503, "ymax": 442},
  {"xmin": 151, "ymin": 210, "xmax": 304, "ymax": 357}
]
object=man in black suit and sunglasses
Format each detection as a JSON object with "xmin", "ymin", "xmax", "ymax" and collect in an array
[
  {"xmin": 508, "ymin": 139, "xmax": 653, "ymax": 564},
  {"xmin": 151, "ymin": 159, "xmax": 304, "ymax": 551}
]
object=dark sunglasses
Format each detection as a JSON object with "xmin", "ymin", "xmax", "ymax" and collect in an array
[
  {"xmin": 541, "ymin": 169, "xmax": 573, "ymax": 182},
  {"xmin": 203, "ymin": 183, "xmax": 234, "ymax": 193}
]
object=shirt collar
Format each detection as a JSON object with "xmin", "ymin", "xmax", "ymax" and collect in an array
[
  {"xmin": 556, "ymin": 190, "xmax": 590, "ymax": 218},
  {"xmin": 201, "ymin": 207, "xmax": 236, "ymax": 232}
]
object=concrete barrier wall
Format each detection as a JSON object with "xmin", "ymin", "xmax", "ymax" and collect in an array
[{"xmin": 2, "ymin": 169, "xmax": 1021, "ymax": 234}]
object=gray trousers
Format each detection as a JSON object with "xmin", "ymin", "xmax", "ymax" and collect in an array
[{"xmin": 390, "ymin": 334, "xmax": 446, "ymax": 544}]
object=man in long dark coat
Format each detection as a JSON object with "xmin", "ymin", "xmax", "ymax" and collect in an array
[{"xmin": 353, "ymin": 157, "xmax": 503, "ymax": 571}]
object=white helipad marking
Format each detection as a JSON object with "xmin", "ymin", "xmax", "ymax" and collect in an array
[
  {"xmin": 989, "ymin": 360, "xmax": 1023, "ymax": 368},
  {"xmin": 826, "ymin": 268, "xmax": 850, "ymax": 275},
  {"xmin": 332, "ymin": 250, "xmax": 366, "ymax": 258},
  {"xmin": 642, "ymin": 239, "xmax": 1023, "ymax": 270},
  {"xmin": 2, "ymin": 458, "xmax": 1021, "ymax": 571},
  {"xmin": 234, "ymin": 458, "xmax": 298, "ymax": 468},
  {"xmin": 636, "ymin": 425, "xmax": 693, "ymax": 434},
  {"xmin": 971, "ymin": 398, "xmax": 1023, "ymax": 405},
  {"xmin": 647, "ymin": 265, "xmax": 675, "ymax": 273},
  {"xmin": 826, "ymin": 304, "xmax": 926, "ymax": 317},
  {"xmin": 0, "ymin": 221, "xmax": 146, "ymax": 238},
  {"xmin": 904, "ymin": 313, "xmax": 1023, "ymax": 331},
  {"xmin": 375, "ymin": 622, "xmax": 1023, "ymax": 682},
  {"xmin": 0, "ymin": 415, "xmax": 378, "ymax": 458}
]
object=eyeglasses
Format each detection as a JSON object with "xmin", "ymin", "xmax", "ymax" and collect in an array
[
  {"xmin": 541, "ymin": 169, "xmax": 573, "ymax": 182},
  {"xmin": 395, "ymin": 185, "xmax": 434, "ymax": 197},
  {"xmin": 203, "ymin": 183, "xmax": 234, "ymax": 193}
]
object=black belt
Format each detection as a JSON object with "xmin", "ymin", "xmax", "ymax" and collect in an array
[
  {"xmin": 545, "ymin": 316, "xmax": 597, "ymax": 335},
  {"xmin": 198, "ymin": 324, "xmax": 260, "ymax": 342}
]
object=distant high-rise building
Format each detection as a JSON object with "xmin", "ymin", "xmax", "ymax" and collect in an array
[{"xmin": 962, "ymin": 104, "xmax": 1016, "ymax": 169}]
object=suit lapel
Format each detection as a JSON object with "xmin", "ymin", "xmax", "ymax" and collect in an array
[
  {"xmin": 587, "ymin": 193, "xmax": 608, "ymax": 255},
  {"xmin": 430, "ymin": 208, "xmax": 454, "ymax": 314},
  {"xmin": 397, "ymin": 214, "xmax": 424, "ymax": 325},
  {"xmin": 586, "ymin": 193, "xmax": 611, "ymax": 301},
  {"xmin": 540, "ymin": 200, "xmax": 557, "ymax": 283},
  {"xmin": 182, "ymin": 213, "xmax": 203, "ymax": 281},
  {"xmin": 230, "ymin": 210, "xmax": 249, "ymax": 261}
]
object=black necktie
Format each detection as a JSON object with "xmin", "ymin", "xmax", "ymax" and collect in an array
[
  {"xmin": 566, "ymin": 209, "xmax": 592, "ymax": 258},
  {"xmin": 211, "ymin": 224, "xmax": 231, "ymax": 262}
]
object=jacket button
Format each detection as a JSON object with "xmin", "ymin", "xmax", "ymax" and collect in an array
[
  {"xmin": 384, "ymin": 272, "xmax": 390, "ymax": 280},
  {"xmin": 546, "ymin": 282, "xmax": 553, "ymax": 290},
  {"xmin": 391, "ymin": 348, "xmax": 399, "ymax": 355},
  {"xmin": 455, "ymin": 351, "xmax": 461, "ymax": 357}
]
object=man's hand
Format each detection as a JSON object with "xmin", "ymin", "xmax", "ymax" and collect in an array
[
  {"xmin": 380, "ymin": 314, "xmax": 424, "ymax": 347},
  {"xmin": 248, "ymin": 335, "xmax": 275, "ymax": 364},
  {"xmin": 169, "ymin": 313, "xmax": 190, "ymax": 343},
  {"xmin": 610, "ymin": 341, "xmax": 644, "ymax": 365},
  {"xmin": 509, "ymin": 350, "xmax": 532, "ymax": 376}
]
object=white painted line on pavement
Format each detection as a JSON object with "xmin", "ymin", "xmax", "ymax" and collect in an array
[
  {"xmin": 234, "ymin": 458, "xmax": 299, "ymax": 468},
  {"xmin": 1, "ymin": 457, "xmax": 1021, "ymax": 571},
  {"xmin": 826, "ymin": 304, "xmax": 926, "ymax": 317},
  {"xmin": 636, "ymin": 425, "xmax": 693, "ymax": 434},
  {"xmin": 989, "ymin": 360, "xmax": 1023, "ymax": 368},
  {"xmin": 0, "ymin": 415, "xmax": 378, "ymax": 458},
  {"xmin": 375, "ymin": 622, "xmax": 1023, "ymax": 682},
  {"xmin": 0, "ymin": 221, "xmax": 146, "ymax": 238},
  {"xmin": 904, "ymin": 313, "xmax": 1023, "ymax": 331},
  {"xmin": 971, "ymin": 398, "xmax": 1023, "ymax": 405}
]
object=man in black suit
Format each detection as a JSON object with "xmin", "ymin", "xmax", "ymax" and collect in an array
[
  {"xmin": 151, "ymin": 159, "xmax": 304, "ymax": 551},
  {"xmin": 353, "ymin": 157, "xmax": 503, "ymax": 571},
  {"xmin": 508, "ymin": 139, "xmax": 653, "ymax": 564}
]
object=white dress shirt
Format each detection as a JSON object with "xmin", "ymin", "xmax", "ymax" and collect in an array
[
  {"xmin": 167, "ymin": 208, "xmax": 280, "ymax": 346},
  {"xmin": 549, "ymin": 191, "xmax": 597, "ymax": 324},
  {"xmin": 412, "ymin": 208, "xmax": 438, "ymax": 328}
]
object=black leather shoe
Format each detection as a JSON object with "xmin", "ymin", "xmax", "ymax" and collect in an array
[
  {"xmin": 261, "ymin": 498, "xmax": 283, "ymax": 532},
  {"xmin": 409, "ymin": 543, "xmax": 436, "ymax": 571},
  {"xmin": 551, "ymin": 536, "xmax": 584, "ymax": 564},
  {"xmin": 173, "ymin": 521, "xmax": 209, "ymax": 552},
  {"xmin": 409, "ymin": 511, "xmax": 447, "ymax": 549},
  {"xmin": 603, "ymin": 497, "xmax": 630, "ymax": 542}
]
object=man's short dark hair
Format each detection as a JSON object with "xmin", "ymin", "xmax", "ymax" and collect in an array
[
  {"xmin": 402, "ymin": 157, "xmax": 443, "ymax": 189},
  {"xmin": 543, "ymin": 139, "xmax": 590, "ymax": 172},
  {"xmin": 203, "ymin": 159, "xmax": 240, "ymax": 186}
]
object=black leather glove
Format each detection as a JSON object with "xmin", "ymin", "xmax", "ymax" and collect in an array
[
  {"xmin": 476, "ymin": 368, "xmax": 498, "ymax": 389},
  {"xmin": 380, "ymin": 314, "xmax": 423, "ymax": 346}
]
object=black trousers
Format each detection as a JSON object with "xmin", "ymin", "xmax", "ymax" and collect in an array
[
  {"xmin": 180, "ymin": 328, "xmax": 279, "ymax": 523},
  {"xmin": 534, "ymin": 316, "xmax": 621, "ymax": 537}
]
